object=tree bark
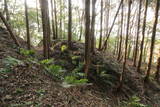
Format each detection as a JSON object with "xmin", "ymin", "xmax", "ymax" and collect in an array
[
  {"xmin": 84, "ymin": 0, "xmax": 91, "ymax": 75},
  {"xmin": 102, "ymin": 0, "xmax": 123, "ymax": 51},
  {"xmin": 79, "ymin": 11, "xmax": 84, "ymax": 41},
  {"xmin": 117, "ymin": 0, "xmax": 124, "ymax": 61},
  {"xmin": 68, "ymin": 0, "xmax": 72, "ymax": 49},
  {"xmin": 155, "ymin": 57, "xmax": 160, "ymax": 82},
  {"xmin": 105, "ymin": 0, "xmax": 110, "ymax": 40},
  {"xmin": 54, "ymin": 0, "xmax": 58, "ymax": 39},
  {"xmin": 91, "ymin": 0, "xmax": 97, "ymax": 53},
  {"xmin": 51, "ymin": 0, "xmax": 56, "ymax": 39},
  {"xmin": 4, "ymin": 0, "xmax": 10, "ymax": 21},
  {"xmin": 36, "ymin": 0, "xmax": 40, "ymax": 31},
  {"xmin": 39, "ymin": 0, "xmax": 51, "ymax": 59},
  {"xmin": 98, "ymin": 0, "xmax": 103, "ymax": 50},
  {"xmin": 59, "ymin": 0, "xmax": 62, "ymax": 39},
  {"xmin": 118, "ymin": 0, "xmax": 132, "ymax": 90},
  {"xmin": 25, "ymin": 0, "xmax": 31, "ymax": 50},
  {"xmin": 145, "ymin": 0, "xmax": 160, "ymax": 82},
  {"xmin": 137, "ymin": 0, "xmax": 149, "ymax": 72},
  {"xmin": 133, "ymin": 0, "xmax": 142, "ymax": 67}
]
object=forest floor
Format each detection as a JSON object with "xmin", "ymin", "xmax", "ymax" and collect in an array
[{"xmin": 0, "ymin": 27, "xmax": 160, "ymax": 107}]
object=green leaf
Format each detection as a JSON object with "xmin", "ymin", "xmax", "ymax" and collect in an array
[
  {"xmin": 61, "ymin": 45, "xmax": 68, "ymax": 52},
  {"xmin": 40, "ymin": 59, "xmax": 54, "ymax": 65}
]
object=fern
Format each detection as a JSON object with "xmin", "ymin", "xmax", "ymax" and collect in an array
[
  {"xmin": 64, "ymin": 76, "xmax": 88, "ymax": 85},
  {"xmin": 46, "ymin": 65, "xmax": 64, "ymax": 79},
  {"xmin": 0, "ymin": 68, "xmax": 12, "ymax": 73},
  {"xmin": 26, "ymin": 57, "xmax": 39, "ymax": 64},
  {"xmin": 122, "ymin": 96, "xmax": 150, "ymax": 107},
  {"xmin": 40, "ymin": 59, "xmax": 54, "ymax": 66},
  {"xmin": 20, "ymin": 48, "xmax": 35, "ymax": 56},
  {"xmin": 3, "ymin": 56, "xmax": 24, "ymax": 68},
  {"xmin": 1, "ymin": 56, "xmax": 24, "ymax": 73},
  {"xmin": 71, "ymin": 56, "xmax": 81, "ymax": 60}
]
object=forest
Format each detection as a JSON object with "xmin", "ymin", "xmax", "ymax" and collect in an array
[{"xmin": 0, "ymin": 0, "xmax": 160, "ymax": 106}]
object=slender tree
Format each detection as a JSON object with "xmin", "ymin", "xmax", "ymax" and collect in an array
[
  {"xmin": 54, "ymin": 0, "xmax": 58, "ymax": 39},
  {"xmin": 39, "ymin": 0, "xmax": 51, "ymax": 59},
  {"xmin": 114, "ymin": 26, "xmax": 120, "ymax": 56},
  {"xmin": 24, "ymin": 0, "xmax": 31, "ymax": 50},
  {"xmin": 51, "ymin": 0, "xmax": 56, "ymax": 39},
  {"xmin": 79, "ymin": 11, "xmax": 84, "ymax": 41},
  {"xmin": 36, "ymin": 0, "xmax": 40, "ymax": 31},
  {"xmin": 117, "ymin": 0, "xmax": 124, "ymax": 61},
  {"xmin": 59, "ymin": 0, "xmax": 62, "ymax": 39},
  {"xmin": 137, "ymin": 0, "xmax": 149, "ymax": 72},
  {"xmin": 143, "ymin": 30, "xmax": 150, "ymax": 63},
  {"xmin": 133, "ymin": 0, "xmax": 142, "ymax": 67},
  {"xmin": 99, "ymin": 0, "xmax": 103, "ymax": 50},
  {"xmin": 102, "ymin": 0, "xmax": 123, "ymax": 51},
  {"xmin": 155, "ymin": 57, "xmax": 160, "ymax": 82},
  {"xmin": 145, "ymin": 0, "xmax": 160, "ymax": 82},
  {"xmin": 84, "ymin": 0, "xmax": 91, "ymax": 75},
  {"xmin": 68, "ymin": 0, "xmax": 72, "ymax": 49},
  {"xmin": 4, "ymin": 0, "xmax": 10, "ymax": 21},
  {"xmin": 91, "ymin": 0, "xmax": 97, "ymax": 53},
  {"xmin": 105, "ymin": 0, "xmax": 110, "ymax": 39},
  {"xmin": 103, "ymin": 0, "xmax": 110, "ymax": 51},
  {"xmin": 118, "ymin": 0, "xmax": 132, "ymax": 90}
]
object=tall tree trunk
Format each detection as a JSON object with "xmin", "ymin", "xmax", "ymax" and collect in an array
[
  {"xmin": 91, "ymin": 0, "xmax": 97, "ymax": 53},
  {"xmin": 127, "ymin": 43, "xmax": 131, "ymax": 59},
  {"xmin": 68, "ymin": 0, "xmax": 72, "ymax": 49},
  {"xmin": 155, "ymin": 57, "xmax": 160, "ymax": 82},
  {"xmin": 145, "ymin": 0, "xmax": 160, "ymax": 82},
  {"xmin": 4, "ymin": 0, "xmax": 10, "ymax": 21},
  {"xmin": 115, "ymin": 20, "xmax": 121, "ymax": 56},
  {"xmin": 137, "ymin": 0, "xmax": 149, "ymax": 72},
  {"xmin": 143, "ymin": 31, "xmax": 150, "ymax": 63},
  {"xmin": 39, "ymin": 0, "xmax": 51, "ymax": 59},
  {"xmin": 84, "ymin": 0, "xmax": 91, "ymax": 75},
  {"xmin": 133, "ymin": 0, "xmax": 142, "ymax": 67},
  {"xmin": 54, "ymin": 0, "xmax": 58, "ymax": 39},
  {"xmin": 79, "ymin": 11, "xmax": 84, "ymax": 41},
  {"xmin": 114, "ymin": 27, "xmax": 120, "ymax": 56},
  {"xmin": 117, "ymin": 0, "xmax": 124, "ymax": 61},
  {"xmin": 25, "ymin": 0, "xmax": 31, "ymax": 50},
  {"xmin": 118, "ymin": 0, "xmax": 132, "ymax": 90},
  {"xmin": 98, "ymin": 0, "xmax": 103, "ymax": 50},
  {"xmin": 102, "ymin": 0, "xmax": 123, "ymax": 51},
  {"xmin": 36, "ymin": 0, "xmax": 40, "ymax": 31},
  {"xmin": 0, "ymin": 12, "xmax": 20, "ymax": 46},
  {"xmin": 61, "ymin": 0, "xmax": 65, "ymax": 39},
  {"xmin": 105, "ymin": 0, "xmax": 110, "ymax": 39},
  {"xmin": 51, "ymin": 0, "xmax": 56, "ymax": 39},
  {"xmin": 59, "ymin": 0, "xmax": 62, "ymax": 39}
]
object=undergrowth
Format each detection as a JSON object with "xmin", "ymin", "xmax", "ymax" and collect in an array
[
  {"xmin": 0, "ymin": 56, "xmax": 24, "ymax": 74},
  {"xmin": 121, "ymin": 96, "xmax": 151, "ymax": 107},
  {"xmin": 40, "ymin": 58, "xmax": 88, "ymax": 85},
  {"xmin": 19, "ymin": 48, "xmax": 35, "ymax": 57}
]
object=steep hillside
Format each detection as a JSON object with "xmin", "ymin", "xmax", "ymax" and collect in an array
[{"xmin": 0, "ymin": 27, "xmax": 160, "ymax": 107}]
